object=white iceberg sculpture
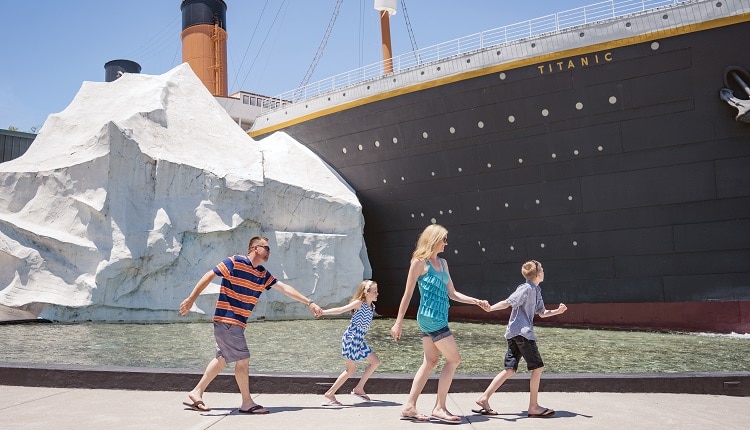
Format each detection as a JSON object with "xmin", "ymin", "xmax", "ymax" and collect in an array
[{"xmin": 0, "ymin": 63, "xmax": 369, "ymax": 322}]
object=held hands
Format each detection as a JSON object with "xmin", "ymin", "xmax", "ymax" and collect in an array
[
  {"xmin": 308, "ymin": 302, "xmax": 323, "ymax": 317},
  {"xmin": 475, "ymin": 299, "xmax": 490, "ymax": 312}
]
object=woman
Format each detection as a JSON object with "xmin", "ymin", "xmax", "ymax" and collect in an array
[{"xmin": 390, "ymin": 224, "xmax": 489, "ymax": 423}]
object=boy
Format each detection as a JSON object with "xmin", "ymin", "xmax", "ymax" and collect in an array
[{"xmin": 473, "ymin": 260, "xmax": 567, "ymax": 418}]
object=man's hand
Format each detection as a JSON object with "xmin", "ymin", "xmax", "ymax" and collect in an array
[{"xmin": 179, "ymin": 297, "xmax": 194, "ymax": 316}]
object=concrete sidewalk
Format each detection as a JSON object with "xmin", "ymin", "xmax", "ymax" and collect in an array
[{"xmin": 2, "ymin": 385, "xmax": 748, "ymax": 430}]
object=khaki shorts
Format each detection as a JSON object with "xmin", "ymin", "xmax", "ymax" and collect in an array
[{"xmin": 213, "ymin": 321, "xmax": 250, "ymax": 363}]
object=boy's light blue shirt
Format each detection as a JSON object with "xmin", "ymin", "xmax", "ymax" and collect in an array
[{"xmin": 504, "ymin": 280, "xmax": 546, "ymax": 340}]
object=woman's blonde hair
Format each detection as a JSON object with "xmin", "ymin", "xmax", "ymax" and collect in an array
[
  {"xmin": 411, "ymin": 224, "xmax": 448, "ymax": 260},
  {"xmin": 351, "ymin": 279, "xmax": 377, "ymax": 303}
]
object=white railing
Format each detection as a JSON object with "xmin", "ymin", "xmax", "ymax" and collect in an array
[{"xmin": 265, "ymin": 0, "xmax": 686, "ymax": 112}]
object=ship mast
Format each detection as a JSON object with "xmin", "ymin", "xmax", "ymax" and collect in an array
[{"xmin": 374, "ymin": 0, "xmax": 397, "ymax": 74}]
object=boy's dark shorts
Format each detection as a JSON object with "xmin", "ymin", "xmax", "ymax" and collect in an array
[{"xmin": 504, "ymin": 335, "xmax": 544, "ymax": 371}]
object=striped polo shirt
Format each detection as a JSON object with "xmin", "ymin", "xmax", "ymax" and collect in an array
[{"xmin": 212, "ymin": 255, "xmax": 277, "ymax": 328}]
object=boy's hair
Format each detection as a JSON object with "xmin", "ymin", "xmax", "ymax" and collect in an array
[
  {"xmin": 521, "ymin": 260, "xmax": 542, "ymax": 280},
  {"xmin": 247, "ymin": 236, "xmax": 270, "ymax": 254},
  {"xmin": 412, "ymin": 224, "xmax": 448, "ymax": 260}
]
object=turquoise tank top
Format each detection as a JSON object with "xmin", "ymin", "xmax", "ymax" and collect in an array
[{"xmin": 416, "ymin": 258, "xmax": 450, "ymax": 333}]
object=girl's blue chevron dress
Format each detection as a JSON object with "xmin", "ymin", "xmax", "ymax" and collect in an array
[{"xmin": 341, "ymin": 300, "xmax": 374, "ymax": 360}]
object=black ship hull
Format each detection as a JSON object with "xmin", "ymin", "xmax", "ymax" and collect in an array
[{"xmin": 254, "ymin": 5, "xmax": 750, "ymax": 332}]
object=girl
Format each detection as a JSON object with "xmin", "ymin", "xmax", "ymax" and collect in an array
[
  {"xmin": 319, "ymin": 280, "xmax": 381, "ymax": 406},
  {"xmin": 390, "ymin": 224, "xmax": 489, "ymax": 423}
]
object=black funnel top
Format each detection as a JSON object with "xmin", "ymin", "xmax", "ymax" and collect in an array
[
  {"xmin": 104, "ymin": 59, "xmax": 142, "ymax": 82},
  {"xmin": 181, "ymin": 0, "xmax": 227, "ymax": 30}
]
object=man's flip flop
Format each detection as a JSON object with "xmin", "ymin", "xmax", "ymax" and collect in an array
[
  {"xmin": 429, "ymin": 414, "xmax": 462, "ymax": 424},
  {"xmin": 527, "ymin": 408, "xmax": 555, "ymax": 418},
  {"xmin": 400, "ymin": 414, "xmax": 429, "ymax": 422},
  {"xmin": 471, "ymin": 407, "xmax": 499, "ymax": 416},
  {"xmin": 239, "ymin": 404, "xmax": 269, "ymax": 414},
  {"xmin": 351, "ymin": 391, "xmax": 371, "ymax": 402},
  {"xmin": 182, "ymin": 400, "xmax": 210, "ymax": 412}
]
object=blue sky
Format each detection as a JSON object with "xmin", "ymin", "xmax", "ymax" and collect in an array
[{"xmin": 1, "ymin": 0, "xmax": 598, "ymax": 132}]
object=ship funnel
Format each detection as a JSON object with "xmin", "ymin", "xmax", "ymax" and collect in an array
[
  {"xmin": 374, "ymin": 0, "xmax": 397, "ymax": 15},
  {"xmin": 374, "ymin": 0, "xmax": 397, "ymax": 74},
  {"xmin": 180, "ymin": 0, "xmax": 228, "ymax": 97},
  {"xmin": 104, "ymin": 59, "xmax": 142, "ymax": 82}
]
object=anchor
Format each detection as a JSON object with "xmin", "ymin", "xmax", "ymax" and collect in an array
[{"xmin": 720, "ymin": 65, "xmax": 750, "ymax": 124}]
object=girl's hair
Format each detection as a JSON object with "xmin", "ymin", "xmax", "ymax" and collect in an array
[
  {"xmin": 411, "ymin": 224, "xmax": 448, "ymax": 260},
  {"xmin": 351, "ymin": 279, "xmax": 377, "ymax": 303},
  {"xmin": 521, "ymin": 260, "xmax": 542, "ymax": 280}
]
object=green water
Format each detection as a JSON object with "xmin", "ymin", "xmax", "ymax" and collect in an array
[{"xmin": 1, "ymin": 318, "xmax": 749, "ymax": 374}]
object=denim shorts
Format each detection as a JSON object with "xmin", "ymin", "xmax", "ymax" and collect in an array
[
  {"xmin": 504, "ymin": 335, "xmax": 544, "ymax": 371},
  {"xmin": 422, "ymin": 326, "xmax": 452, "ymax": 342}
]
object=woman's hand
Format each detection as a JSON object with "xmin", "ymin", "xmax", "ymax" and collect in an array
[{"xmin": 390, "ymin": 321, "xmax": 403, "ymax": 341}]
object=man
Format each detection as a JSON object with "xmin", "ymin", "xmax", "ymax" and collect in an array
[{"xmin": 180, "ymin": 236, "xmax": 323, "ymax": 414}]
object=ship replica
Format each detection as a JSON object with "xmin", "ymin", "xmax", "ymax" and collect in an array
[{"xmin": 183, "ymin": 0, "xmax": 750, "ymax": 332}]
